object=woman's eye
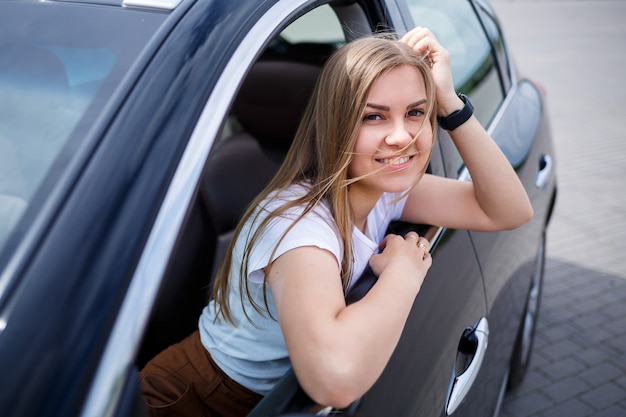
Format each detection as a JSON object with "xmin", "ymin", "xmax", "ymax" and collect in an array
[
  {"xmin": 408, "ymin": 109, "xmax": 425, "ymax": 118},
  {"xmin": 363, "ymin": 113, "xmax": 382, "ymax": 122}
]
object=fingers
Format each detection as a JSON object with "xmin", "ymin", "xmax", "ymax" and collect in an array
[
  {"xmin": 401, "ymin": 27, "xmax": 432, "ymax": 66},
  {"xmin": 405, "ymin": 232, "xmax": 430, "ymax": 261},
  {"xmin": 405, "ymin": 231, "xmax": 420, "ymax": 243},
  {"xmin": 370, "ymin": 233, "xmax": 432, "ymax": 279},
  {"xmin": 379, "ymin": 232, "xmax": 431, "ymax": 260},
  {"xmin": 400, "ymin": 27, "xmax": 445, "ymax": 66},
  {"xmin": 400, "ymin": 26, "xmax": 430, "ymax": 48}
]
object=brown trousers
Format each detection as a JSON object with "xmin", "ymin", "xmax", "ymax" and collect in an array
[{"xmin": 139, "ymin": 331, "xmax": 263, "ymax": 417}]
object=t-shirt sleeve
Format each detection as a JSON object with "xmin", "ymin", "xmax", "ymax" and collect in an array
[{"xmin": 246, "ymin": 204, "xmax": 342, "ymax": 284}]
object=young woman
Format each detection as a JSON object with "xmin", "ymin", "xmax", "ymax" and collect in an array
[{"xmin": 140, "ymin": 27, "xmax": 533, "ymax": 417}]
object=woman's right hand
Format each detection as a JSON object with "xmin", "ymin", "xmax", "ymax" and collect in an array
[
  {"xmin": 400, "ymin": 26, "xmax": 466, "ymax": 119},
  {"xmin": 369, "ymin": 231, "xmax": 432, "ymax": 288}
]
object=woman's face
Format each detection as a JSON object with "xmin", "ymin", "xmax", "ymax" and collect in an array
[{"xmin": 348, "ymin": 64, "xmax": 433, "ymax": 197}]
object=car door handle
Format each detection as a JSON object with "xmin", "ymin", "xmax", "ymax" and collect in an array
[
  {"xmin": 535, "ymin": 154, "xmax": 553, "ymax": 189},
  {"xmin": 445, "ymin": 317, "xmax": 489, "ymax": 415}
]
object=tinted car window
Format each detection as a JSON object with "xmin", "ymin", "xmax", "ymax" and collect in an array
[
  {"xmin": 403, "ymin": 0, "xmax": 504, "ymax": 172},
  {"xmin": 0, "ymin": 2, "xmax": 165, "ymax": 257}
]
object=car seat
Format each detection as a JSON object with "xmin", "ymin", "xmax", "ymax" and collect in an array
[{"xmin": 199, "ymin": 59, "xmax": 322, "ymax": 280}]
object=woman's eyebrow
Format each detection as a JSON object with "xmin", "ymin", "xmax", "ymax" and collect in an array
[
  {"xmin": 407, "ymin": 99, "xmax": 427, "ymax": 108},
  {"xmin": 365, "ymin": 99, "xmax": 427, "ymax": 111},
  {"xmin": 365, "ymin": 103, "xmax": 390, "ymax": 111}
]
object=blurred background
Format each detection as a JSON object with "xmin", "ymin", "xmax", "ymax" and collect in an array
[{"xmin": 490, "ymin": 0, "xmax": 626, "ymax": 416}]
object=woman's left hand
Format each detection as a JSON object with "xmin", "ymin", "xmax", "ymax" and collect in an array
[{"xmin": 400, "ymin": 27, "xmax": 463, "ymax": 116}]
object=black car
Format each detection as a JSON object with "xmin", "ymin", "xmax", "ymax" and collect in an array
[{"xmin": 0, "ymin": 0, "xmax": 556, "ymax": 416}]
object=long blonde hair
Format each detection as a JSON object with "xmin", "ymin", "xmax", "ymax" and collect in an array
[{"xmin": 212, "ymin": 34, "xmax": 437, "ymax": 324}]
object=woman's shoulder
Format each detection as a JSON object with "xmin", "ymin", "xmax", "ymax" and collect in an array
[
  {"xmin": 265, "ymin": 182, "xmax": 312, "ymax": 202},
  {"xmin": 244, "ymin": 182, "xmax": 334, "ymax": 236},
  {"xmin": 242, "ymin": 182, "xmax": 342, "ymax": 279},
  {"xmin": 262, "ymin": 182, "xmax": 328, "ymax": 213}
]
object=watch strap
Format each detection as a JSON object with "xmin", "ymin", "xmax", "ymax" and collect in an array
[{"xmin": 437, "ymin": 93, "xmax": 474, "ymax": 131}]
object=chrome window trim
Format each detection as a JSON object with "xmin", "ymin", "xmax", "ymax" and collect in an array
[
  {"xmin": 45, "ymin": 0, "xmax": 183, "ymax": 9},
  {"xmin": 79, "ymin": 1, "xmax": 314, "ymax": 416},
  {"xmin": 123, "ymin": 0, "xmax": 183, "ymax": 9}
]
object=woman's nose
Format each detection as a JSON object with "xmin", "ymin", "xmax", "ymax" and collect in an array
[{"xmin": 384, "ymin": 123, "xmax": 413, "ymax": 147}]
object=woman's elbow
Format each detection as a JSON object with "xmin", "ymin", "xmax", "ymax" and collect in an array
[
  {"xmin": 515, "ymin": 198, "xmax": 534, "ymax": 227},
  {"xmin": 522, "ymin": 203, "xmax": 534, "ymax": 225},
  {"xmin": 297, "ymin": 361, "xmax": 366, "ymax": 409},
  {"xmin": 501, "ymin": 201, "xmax": 534, "ymax": 230},
  {"xmin": 304, "ymin": 379, "xmax": 362, "ymax": 409}
]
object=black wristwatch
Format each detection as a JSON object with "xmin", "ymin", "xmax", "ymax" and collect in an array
[{"xmin": 437, "ymin": 93, "xmax": 474, "ymax": 131}]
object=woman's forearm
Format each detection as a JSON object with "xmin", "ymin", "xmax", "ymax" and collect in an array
[{"xmin": 449, "ymin": 115, "xmax": 533, "ymax": 229}]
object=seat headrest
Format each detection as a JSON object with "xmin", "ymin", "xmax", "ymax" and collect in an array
[
  {"xmin": 231, "ymin": 60, "xmax": 321, "ymax": 150},
  {"xmin": 201, "ymin": 134, "xmax": 281, "ymax": 233}
]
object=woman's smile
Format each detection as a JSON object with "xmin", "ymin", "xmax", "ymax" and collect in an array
[{"xmin": 376, "ymin": 155, "xmax": 414, "ymax": 168}]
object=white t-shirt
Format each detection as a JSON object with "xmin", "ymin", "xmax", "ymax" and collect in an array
[{"xmin": 199, "ymin": 183, "xmax": 408, "ymax": 394}]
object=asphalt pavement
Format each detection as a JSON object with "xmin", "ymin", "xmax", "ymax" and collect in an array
[{"xmin": 489, "ymin": 0, "xmax": 626, "ymax": 416}]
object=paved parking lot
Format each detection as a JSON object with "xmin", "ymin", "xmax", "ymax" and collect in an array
[
  {"xmin": 500, "ymin": 259, "xmax": 626, "ymax": 416},
  {"xmin": 491, "ymin": 0, "xmax": 626, "ymax": 416}
]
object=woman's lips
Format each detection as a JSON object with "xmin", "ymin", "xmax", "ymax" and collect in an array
[{"xmin": 376, "ymin": 155, "xmax": 413, "ymax": 166}]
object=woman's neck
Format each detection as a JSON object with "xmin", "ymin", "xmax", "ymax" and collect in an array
[{"xmin": 348, "ymin": 184, "xmax": 382, "ymax": 234}]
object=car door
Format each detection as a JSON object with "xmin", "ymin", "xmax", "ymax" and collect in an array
[
  {"xmin": 66, "ymin": 1, "xmax": 326, "ymax": 416},
  {"xmin": 350, "ymin": 224, "xmax": 490, "ymax": 417}
]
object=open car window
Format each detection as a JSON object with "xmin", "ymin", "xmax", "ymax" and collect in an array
[{"xmin": 137, "ymin": 1, "xmax": 360, "ymax": 367}]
